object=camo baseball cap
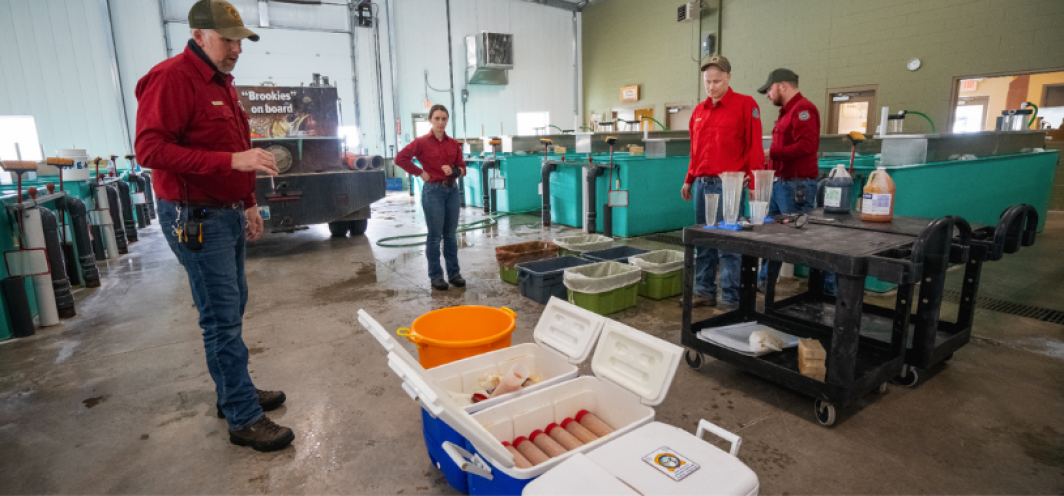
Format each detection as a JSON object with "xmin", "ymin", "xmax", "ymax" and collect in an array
[{"xmin": 188, "ymin": 0, "xmax": 259, "ymax": 42}]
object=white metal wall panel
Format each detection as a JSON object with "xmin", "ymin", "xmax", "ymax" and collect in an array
[
  {"xmin": 162, "ymin": 0, "xmax": 259, "ymax": 22},
  {"xmin": 268, "ymin": 2, "xmax": 349, "ymax": 32},
  {"xmin": 392, "ymin": 0, "xmax": 577, "ymax": 143},
  {"xmin": 109, "ymin": 0, "xmax": 168, "ymax": 148},
  {"xmin": 0, "ymin": 0, "xmax": 128, "ymax": 159}
]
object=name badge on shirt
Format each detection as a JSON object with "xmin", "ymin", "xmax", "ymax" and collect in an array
[{"xmin": 212, "ymin": 101, "xmax": 224, "ymax": 105}]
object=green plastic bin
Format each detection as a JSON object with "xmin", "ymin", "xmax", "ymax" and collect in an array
[
  {"xmin": 567, "ymin": 285, "xmax": 639, "ymax": 315},
  {"xmin": 500, "ymin": 266, "xmax": 519, "ymax": 285},
  {"xmin": 638, "ymin": 270, "xmax": 683, "ymax": 300}
]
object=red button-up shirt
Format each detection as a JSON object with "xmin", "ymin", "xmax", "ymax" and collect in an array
[
  {"xmin": 394, "ymin": 131, "xmax": 467, "ymax": 182},
  {"xmin": 685, "ymin": 88, "xmax": 765, "ymax": 185},
  {"xmin": 768, "ymin": 92, "xmax": 820, "ymax": 179},
  {"xmin": 134, "ymin": 44, "xmax": 256, "ymax": 208}
]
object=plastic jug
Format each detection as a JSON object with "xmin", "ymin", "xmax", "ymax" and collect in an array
[
  {"xmin": 818, "ymin": 165, "xmax": 853, "ymax": 214},
  {"xmin": 861, "ymin": 167, "xmax": 895, "ymax": 222}
]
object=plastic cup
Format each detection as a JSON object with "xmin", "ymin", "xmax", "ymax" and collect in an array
[
  {"xmin": 704, "ymin": 193, "xmax": 719, "ymax": 227},
  {"xmin": 750, "ymin": 201, "xmax": 769, "ymax": 225},
  {"xmin": 720, "ymin": 172, "xmax": 745, "ymax": 226},
  {"xmin": 753, "ymin": 170, "xmax": 775, "ymax": 204}
]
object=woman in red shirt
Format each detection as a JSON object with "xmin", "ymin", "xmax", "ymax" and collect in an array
[{"xmin": 394, "ymin": 105, "xmax": 467, "ymax": 290}]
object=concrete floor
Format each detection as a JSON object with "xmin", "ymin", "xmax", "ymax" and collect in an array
[{"xmin": 1, "ymin": 192, "xmax": 1062, "ymax": 494}]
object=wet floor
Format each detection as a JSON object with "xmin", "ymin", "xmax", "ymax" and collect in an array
[{"xmin": 1, "ymin": 192, "xmax": 1062, "ymax": 494}]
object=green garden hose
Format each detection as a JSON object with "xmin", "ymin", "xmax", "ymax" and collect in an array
[
  {"xmin": 375, "ymin": 210, "xmax": 540, "ymax": 247},
  {"xmin": 904, "ymin": 111, "xmax": 936, "ymax": 134},
  {"xmin": 640, "ymin": 116, "xmax": 669, "ymax": 131},
  {"xmin": 1025, "ymin": 102, "xmax": 1039, "ymax": 128},
  {"xmin": 550, "ymin": 125, "xmax": 564, "ymax": 133}
]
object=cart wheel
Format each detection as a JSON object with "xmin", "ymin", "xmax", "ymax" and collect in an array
[
  {"xmin": 891, "ymin": 366, "xmax": 919, "ymax": 387},
  {"xmin": 814, "ymin": 400, "xmax": 836, "ymax": 427},
  {"xmin": 876, "ymin": 382, "xmax": 889, "ymax": 394},
  {"xmin": 684, "ymin": 349, "xmax": 704, "ymax": 370}
]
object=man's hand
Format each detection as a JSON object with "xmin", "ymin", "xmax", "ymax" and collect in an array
[
  {"xmin": 245, "ymin": 206, "xmax": 264, "ymax": 241},
  {"xmin": 681, "ymin": 182, "xmax": 693, "ymax": 201},
  {"xmin": 232, "ymin": 149, "xmax": 279, "ymax": 176},
  {"xmin": 441, "ymin": 165, "xmax": 453, "ymax": 176},
  {"xmin": 420, "ymin": 171, "xmax": 431, "ymax": 181}
]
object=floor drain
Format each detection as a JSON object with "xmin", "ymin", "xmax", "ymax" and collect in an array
[
  {"xmin": 942, "ymin": 290, "xmax": 1064, "ymax": 325},
  {"xmin": 643, "ymin": 233, "xmax": 684, "ymax": 246}
]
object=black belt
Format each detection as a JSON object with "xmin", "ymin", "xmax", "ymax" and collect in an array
[
  {"xmin": 182, "ymin": 200, "xmax": 244, "ymax": 210},
  {"xmin": 430, "ymin": 179, "xmax": 457, "ymax": 188}
]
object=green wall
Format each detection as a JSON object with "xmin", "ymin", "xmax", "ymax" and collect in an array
[{"xmin": 582, "ymin": 0, "xmax": 1064, "ymax": 134}]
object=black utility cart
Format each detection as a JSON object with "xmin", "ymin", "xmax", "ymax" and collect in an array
[
  {"xmin": 681, "ymin": 216, "xmax": 955, "ymax": 426},
  {"xmin": 681, "ymin": 204, "xmax": 1039, "ymax": 426}
]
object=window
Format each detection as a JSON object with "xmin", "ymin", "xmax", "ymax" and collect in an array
[
  {"xmin": 0, "ymin": 116, "xmax": 43, "ymax": 161},
  {"xmin": 338, "ymin": 126, "xmax": 360, "ymax": 150},
  {"xmin": 516, "ymin": 112, "xmax": 550, "ymax": 136}
]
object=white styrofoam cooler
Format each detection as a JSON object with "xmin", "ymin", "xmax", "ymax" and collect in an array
[
  {"xmin": 523, "ymin": 421, "xmax": 760, "ymax": 495},
  {"xmin": 378, "ymin": 298, "xmax": 685, "ymax": 494}
]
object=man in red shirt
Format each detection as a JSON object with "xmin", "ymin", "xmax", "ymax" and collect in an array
[
  {"xmin": 755, "ymin": 69, "xmax": 835, "ymax": 296},
  {"xmin": 681, "ymin": 55, "xmax": 764, "ymax": 309},
  {"xmin": 394, "ymin": 105, "xmax": 467, "ymax": 290},
  {"xmin": 135, "ymin": 0, "xmax": 293, "ymax": 451}
]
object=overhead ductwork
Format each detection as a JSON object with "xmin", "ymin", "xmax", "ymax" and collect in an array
[{"xmin": 466, "ymin": 32, "xmax": 513, "ymax": 85}]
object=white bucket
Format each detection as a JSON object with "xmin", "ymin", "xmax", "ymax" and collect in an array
[{"xmin": 57, "ymin": 149, "xmax": 91, "ymax": 181}]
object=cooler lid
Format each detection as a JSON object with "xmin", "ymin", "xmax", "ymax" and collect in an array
[
  {"xmin": 385, "ymin": 351, "xmax": 516, "ymax": 469},
  {"xmin": 590, "ymin": 320, "xmax": 682, "ymax": 406},
  {"xmin": 358, "ymin": 309, "xmax": 419, "ymax": 367},
  {"xmin": 533, "ymin": 297, "xmax": 608, "ymax": 364}
]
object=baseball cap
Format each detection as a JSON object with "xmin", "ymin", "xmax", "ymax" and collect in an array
[
  {"xmin": 188, "ymin": 0, "xmax": 260, "ymax": 42},
  {"xmin": 700, "ymin": 54, "xmax": 731, "ymax": 73},
  {"xmin": 757, "ymin": 68, "xmax": 799, "ymax": 94}
]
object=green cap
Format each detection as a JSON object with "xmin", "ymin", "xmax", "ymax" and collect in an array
[
  {"xmin": 188, "ymin": 0, "xmax": 259, "ymax": 42},
  {"xmin": 700, "ymin": 54, "xmax": 731, "ymax": 73},
  {"xmin": 757, "ymin": 68, "xmax": 798, "ymax": 94}
]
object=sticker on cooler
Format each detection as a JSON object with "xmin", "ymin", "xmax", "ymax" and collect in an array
[
  {"xmin": 862, "ymin": 193, "xmax": 892, "ymax": 215},
  {"xmin": 824, "ymin": 187, "xmax": 843, "ymax": 208},
  {"xmin": 642, "ymin": 445, "xmax": 700, "ymax": 481},
  {"xmin": 259, "ymin": 206, "xmax": 271, "ymax": 220}
]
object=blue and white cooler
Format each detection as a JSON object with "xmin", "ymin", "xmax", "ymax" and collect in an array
[
  {"xmin": 358, "ymin": 298, "xmax": 610, "ymax": 493},
  {"xmin": 374, "ymin": 299, "xmax": 689, "ymax": 495}
]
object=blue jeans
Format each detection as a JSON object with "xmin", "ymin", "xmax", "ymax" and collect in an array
[
  {"xmin": 757, "ymin": 179, "xmax": 837, "ymax": 296},
  {"xmin": 159, "ymin": 200, "xmax": 262, "ymax": 430},
  {"xmin": 693, "ymin": 178, "xmax": 746, "ymax": 304},
  {"xmin": 422, "ymin": 182, "xmax": 462, "ymax": 281}
]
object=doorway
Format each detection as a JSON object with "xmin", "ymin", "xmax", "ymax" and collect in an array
[
  {"xmin": 826, "ymin": 86, "xmax": 877, "ymax": 135},
  {"xmin": 411, "ymin": 113, "xmax": 430, "ymax": 140},
  {"xmin": 634, "ymin": 108, "xmax": 655, "ymax": 131},
  {"xmin": 666, "ymin": 104, "xmax": 693, "ymax": 131},
  {"xmin": 953, "ymin": 96, "xmax": 990, "ymax": 133}
]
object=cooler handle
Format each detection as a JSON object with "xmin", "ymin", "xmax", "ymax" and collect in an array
[
  {"xmin": 696, "ymin": 419, "xmax": 742, "ymax": 457},
  {"xmin": 441, "ymin": 441, "xmax": 494, "ymax": 481}
]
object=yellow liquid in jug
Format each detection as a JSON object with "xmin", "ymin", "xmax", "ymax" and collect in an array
[{"xmin": 861, "ymin": 169, "xmax": 895, "ymax": 223}]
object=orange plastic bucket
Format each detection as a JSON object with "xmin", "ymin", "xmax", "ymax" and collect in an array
[{"xmin": 397, "ymin": 306, "xmax": 517, "ymax": 369}]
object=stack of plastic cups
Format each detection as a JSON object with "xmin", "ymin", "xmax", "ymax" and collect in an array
[
  {"xmin": 719, "ymin": 172, "xmax": 745, "ymax": 230},
  {"xmin": 751, "ymin": 170, "xmax": 775, "ymax": 225}
]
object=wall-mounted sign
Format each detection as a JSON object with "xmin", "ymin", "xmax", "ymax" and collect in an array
[
  {"xmin": 621, "ymin": 85, "xmax": 640, "ymax": 102},
  {"xmin": 961, "ymin": 79, "xmax": 978, "ymax": 91}
]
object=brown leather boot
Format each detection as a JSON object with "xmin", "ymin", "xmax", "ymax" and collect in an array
[
  {"xmin": 229, "ymin": 416, "xmax": 294, "ymax": 452},
  {"xmin": 217, "ymin": 389, "xmax": 286, "ymax": 419}
]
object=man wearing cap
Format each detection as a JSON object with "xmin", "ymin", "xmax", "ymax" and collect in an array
[
  {"xmin": 135, "ymin": 0, "xmax": 293, "ymax": 452},
  {"xmin": 755, "ymin": 69, "xmax": 836, "ymax": 296},
  {"xmin": 681, "ymin": 55, "xmax": 764, "ymax": 309}
]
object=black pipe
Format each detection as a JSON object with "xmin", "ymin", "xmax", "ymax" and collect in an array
[
  {"xmin": 62, "ymin": 243, "xmax": 80, "ymax": 287},
  {"xmin": 481, "ymin": 161, "xmax": 492, "ymax": 214},
  {"xmin": 1, "ymin": 276, "xmax": 35, "ymax": 338},
  {"xmin": 585, "ymin": 166, "xmax": 605, "ymax": 234},
  {"xmin": 90, "ymin": 226, "xmax": 107, "ymax": 263},
  {"xmin": 116, "ymin": 181, "xmax": 138, "ymax": 242},
  {"xmin": 129, "ymin": 173, "xmax": 149, "ymax": 227},
  {"xmin": 541, "ymin": 161, "xmax": 557, "ymax": 227},
  {"xmin": 56, "ymin": 197, "xmax": 101, "ymax": 288},
  {"xmin": 603, "ymin": 203, "xmax": 613, "ymax": 238},
  {"xmin": 106, "ymin": 185, "xmax": 129, "ymax": 254},
  {"xmin": 38, "ymin": 208, "xmax": 76, "ymax": 319},
  {"xmin": 142, "ymin": 172, "xmax": 157, "ymax": 220}
]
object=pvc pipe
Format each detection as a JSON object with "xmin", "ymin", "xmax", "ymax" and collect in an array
[
  {"xmin": 541, "ymin": 161, "xmax": 556, "ymax": 227},
  {"xmin": 142, "ymin": 173, "xmax": 157, "ymax": 219},
  {"xmin": 95, "ymin": 185, "xmax": 120, "ymax": 259},
  {"xmin": 106, "ymin": 185, "xmax": 128, "ymax": 255},
  {"xmin": 116, "ymin": 181, "xmax": 138, "ymax": 242},
  {"xmin": 879, "ymin": 106, "xmax": 889, "ymax": 136},
  {"xmin": 1, "ymin": 276, "xmax": 35, "ymax": 337},
  {"xmin": 21, "ymin": 208, "xmax": 60, "ymax": 327},
  {"xmin": 38, "ymin": 208, "xmax": 76, "ymax": 319},
  {"xmin": 55, "ymin": 196, "xmax": 100, "ymax": 288}
]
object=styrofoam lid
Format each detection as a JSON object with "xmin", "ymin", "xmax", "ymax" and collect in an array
[
  {"xmin": 590, "ymin": 320, "xmax": 683, "ymax": 406},
  {"xmin": 385, "ymin": 351, "xmax": 515, "ymax": 469},
  {"xmin": 358, "ymin": 309, "xmax": 418, "ymax": 367},
  {"xmin": 533, "ymin": 297, "xmax": 608, "ymax": 365}
]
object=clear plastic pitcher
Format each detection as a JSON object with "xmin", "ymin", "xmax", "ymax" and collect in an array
[
  {"xmin": 752, "ymin": 170, "xmax": 775, "ymax": 204},
  {"xmin": 704, "ymin": 193, "xmax": 719, "ymax": 227},
  {"xmin": 720, "ymin": 172, "xmax": 745, "ymax": 226}
]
